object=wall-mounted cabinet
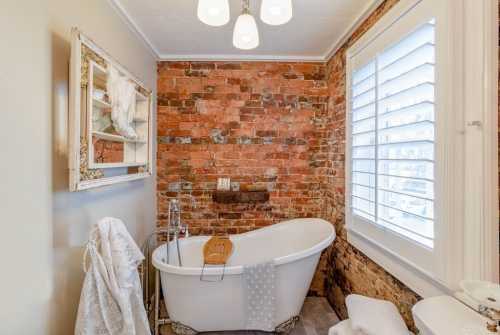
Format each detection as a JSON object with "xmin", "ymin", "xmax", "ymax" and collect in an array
[{"xmin": 69, "ymin": 28, "xmax": 153, "ymax": 191}]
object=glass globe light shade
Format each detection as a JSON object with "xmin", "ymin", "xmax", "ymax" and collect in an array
[
  {"xmin": 260, "ymin": 0, "xmax": 293, "ymax": 25},
  {"xmin": 233, "ymin": 13, "xmax": 260, "ymax": 50},
  {"xmin": 197, "ymin": 0, "xmax": 230, "ymax": 27}
]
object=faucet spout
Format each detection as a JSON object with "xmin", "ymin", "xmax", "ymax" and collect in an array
[{"xmin": 168, "ymin": 198, "xmax": 190, "ymax": 267}]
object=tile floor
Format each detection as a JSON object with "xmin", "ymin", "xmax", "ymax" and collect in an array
[{"xmin": 160, "ymin": 297, "xmax": 340, "ymax": 335}]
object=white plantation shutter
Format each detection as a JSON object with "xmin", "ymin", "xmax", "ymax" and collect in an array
[
  {"xmin": 346, "ymin": 0, "xmax": 499, "ymax": 298},
  {"xmin": 350, "ymin": 20, "xmax": 436, "ymax": 248}
]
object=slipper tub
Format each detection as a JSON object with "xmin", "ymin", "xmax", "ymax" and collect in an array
[{"xmin": 152, "ymin": 218, "xmax": 335, "ymax": 333}]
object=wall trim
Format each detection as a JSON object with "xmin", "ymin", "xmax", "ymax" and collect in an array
[
  {"xmin": 107, "ymin": 0, "xmax": 384, "ymax": 63},
  {"xmin": 323, "ymin": 0, "xmax": 385, "ymax": 61},
  {"xmin": 155, "ymin": 54, "xmax": 326, "ymax": 62},
  {"xmin": 106, "ymin": 0, "xmax": 161, "ymax": 59},
  {"xmin": 461, "ymin": 0, "xmax": 499, "ymax": 282}
]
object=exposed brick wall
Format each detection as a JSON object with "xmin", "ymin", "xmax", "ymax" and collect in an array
[
  {"xmin": 156, "ymin": 61, "xmax": 330, "ymax": 294},
  {"xmin": 156, "ymin": 2, "xmax": 422, "ymax": 323},
  {"xmin": 93, "ymin": 139, "xmax": 124, "ymax": 163},
  {"xmin": 319, "ymin": 0, "xmax": 421, "ymax": 330}
]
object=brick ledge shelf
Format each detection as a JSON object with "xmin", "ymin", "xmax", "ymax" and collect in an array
[{"xmin": 212, "ymin": 191, "xmax": 270, "ymax": 204}]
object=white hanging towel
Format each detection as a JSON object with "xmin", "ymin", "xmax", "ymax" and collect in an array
[
  {"xmin": 106, "ymin": 65, "xmax": 138, "ymax": 140},
  {"xmin": 346, "ymin": 294, "xmax": 411, "ymax": 335},
  {"xmin": 243, "ymin": 261, "xmax": 276, "ymax": 332},
  {"xmin": 75, "ymin": 217, "xmax": 151, "ymax": 335}
]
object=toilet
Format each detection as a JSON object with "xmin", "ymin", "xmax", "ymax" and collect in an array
[{"xmin": 412, "ymin": 296, "xmax": 492, "ymax": 334}]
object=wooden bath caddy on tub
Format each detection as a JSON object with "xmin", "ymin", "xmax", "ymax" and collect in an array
[
  {"xmin": 203, "ymin": 236, "xmax": 233, "ymax": 265},
  {"xmin": 201, "ymin": 236, "xmax": 234, "ymax": 281}
]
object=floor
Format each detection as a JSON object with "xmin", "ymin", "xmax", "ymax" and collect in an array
[{"xmin": 160, "ymin": 297, "xmax": 340, "ymax": 335}]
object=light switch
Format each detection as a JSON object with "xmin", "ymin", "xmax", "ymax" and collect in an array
[{"xmin": 217, "ymin": 178, "xmax": 231, "ymax": 191}]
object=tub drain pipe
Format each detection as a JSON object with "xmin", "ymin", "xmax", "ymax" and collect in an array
[{"xmin": 141, "ymin": 229, "xmax": 178, "ymax": 335}]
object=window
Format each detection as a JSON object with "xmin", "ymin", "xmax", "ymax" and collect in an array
[
  {"xmin": 350, "ymin": 20, "xmax": 436, "ymax": 249},
  {"xmin": 346, "ymin": 0, "xmax": 447, "ymax": 294},
  {"xmin": 346, "ymin": 0, "xmax": 499, "ymax": 297}
]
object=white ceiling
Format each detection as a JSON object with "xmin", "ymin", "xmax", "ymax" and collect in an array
[{"xmin": 109, "ymin": 0, "xmax": 381, "ymax": 61}]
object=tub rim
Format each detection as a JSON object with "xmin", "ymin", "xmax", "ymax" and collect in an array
[{"xmin": 152, "ymin": 218, "xmax": 335, "ymax": 276}]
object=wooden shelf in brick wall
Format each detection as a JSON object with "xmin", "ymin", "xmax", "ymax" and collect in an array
[{"xmin": 212, "ymin": 191, "xmax": 270, "ymax": 204}]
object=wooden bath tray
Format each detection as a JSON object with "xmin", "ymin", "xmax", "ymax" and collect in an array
[{"xmin": 203, "ymin": 236, "xmax": 233, "ymax": 265}]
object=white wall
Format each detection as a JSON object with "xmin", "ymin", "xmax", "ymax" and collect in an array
[
  {"xmin": 1, "ymin": 1, "xmax": 52, "ymax": 333},
  {"xmin": 0, "ymin": 0, "xmax": 157, "ymax": 334}
]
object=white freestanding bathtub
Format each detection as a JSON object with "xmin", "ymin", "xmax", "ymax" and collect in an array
[{"xmin": 152, "ymin": 218, "xmax": 335, "ymax": 334}]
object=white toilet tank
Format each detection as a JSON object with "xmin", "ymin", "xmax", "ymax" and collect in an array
[{"xmin": 412, "ymin": 296, "xmax": 491, "ymax": 335}]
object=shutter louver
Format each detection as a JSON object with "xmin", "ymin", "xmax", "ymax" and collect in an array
[{"xmin": 350, "ymin": 19, "xmax": 436, "ymax": 248}]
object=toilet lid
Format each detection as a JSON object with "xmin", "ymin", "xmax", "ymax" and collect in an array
[{"xmin": 412, "ymin": 296, "xmax": 490, "ymax": 335}]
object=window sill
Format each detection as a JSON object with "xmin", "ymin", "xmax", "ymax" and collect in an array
[{"xmin": 347, "ymin": 226, "xmax": 450, "ymax": 298}]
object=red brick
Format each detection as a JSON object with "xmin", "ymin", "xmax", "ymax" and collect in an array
[{"xmin": 157, "ymin": 59, "xmax": 330, "ymax": 301}]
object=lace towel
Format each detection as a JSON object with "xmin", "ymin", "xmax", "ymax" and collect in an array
[
  {"xmin": 75, "ymin": 217, "xmax": 150, "ymax": 335},
  {"xmin": 243, "ymin": 261, "xmax": 276, "ymax": 331}
]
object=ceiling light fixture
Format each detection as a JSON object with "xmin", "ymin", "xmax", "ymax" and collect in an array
[
  {"xmin": 233, "ymin": 0, "xmax": 260, "ymax": 50},
  {"xmin": 197, "ymin": 0, "xmax": 230, "ymax": 27},
  {"xmin": 260, "ymin": 0, "xmax": 293, "ymax": 25},
  {"xmin": 197, "ymin": 0, "xmax": 292, "ymax": 50}
]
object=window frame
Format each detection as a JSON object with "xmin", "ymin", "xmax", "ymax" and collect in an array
[{"xmin": 345, "ymin": 0, "xmax": 499, "ymax": 297}]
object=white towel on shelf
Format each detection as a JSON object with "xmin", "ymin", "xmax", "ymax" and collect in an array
[
  {"xmin": 106, "ymin": 65, "xmax": 138, "ymax": 140},
  {"xmin": 75, "ymin": 217, "xmax": 150, "ymax": 335},
  {"xmin": 328, "ymin": 319, "xmax": 361, "ymax": 335},
  {"xmin": 346, "ymin": 294, "xmax": 409, "ymax": 335}
]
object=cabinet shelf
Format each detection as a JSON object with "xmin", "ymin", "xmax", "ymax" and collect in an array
[
  {"xmin": 136, "ymin": 91, "xmax": 147, "ymax": 101},
  {"xmin": 93, "ymin": 98, "xmax": 111, "ymax": 109},
  {"xmin": 93, "ymin": 99, "xmax": 146, "ymax": 123},
  {"xmin": 93, "ymin": 162, "xmax": 147, "ymax": 169},
  {"xmin": 92, "ymin": 131, "xmax": 146, "ymax": 144},
  {"xmin": 70, "ymin": 30, "xmax": 153, "ymax": 192},
  {"xmin": 93, "ymin": 62, "xmax": 107, "ymax": 77}
]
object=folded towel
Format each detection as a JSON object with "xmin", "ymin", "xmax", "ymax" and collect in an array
[
  {"xmin": 328, "ymin": 319, "xmax": 361, "ymax": 335},
  {"xmin": 346, "ymin": 294, "xmax": 409, "ymax": 335}
]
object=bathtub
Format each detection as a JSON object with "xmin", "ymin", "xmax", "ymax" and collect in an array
[{"xmin": 152, "ymin": 218, "xmax": 335, "ymax": 333}]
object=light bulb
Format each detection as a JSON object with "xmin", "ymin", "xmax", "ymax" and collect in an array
[
  {"xmin": 260, "ymin": 0, "xmax": 293, "ymax": 25},
  {"xmin": 233, "ymin": 13, "xmax": 260, "ymax": 50},
  {"xmin": 197, "ymin": 0, "xmax": 230, "ymax": 27}
]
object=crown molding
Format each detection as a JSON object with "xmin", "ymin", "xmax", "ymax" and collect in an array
[
  {"xmin": 108, "ymin": 0, "xmax": 383, "ymax": 63},
  {"xmin": 322, "ymin": 0, "xmax": 384, "ymax": 61},
  {"xmin": 157, "ymin": 54, "xmax": 326, "ymax": 63},
  {"xmin": 106, "ymin": 0, "xmax": 160, "ymax": 58}
]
